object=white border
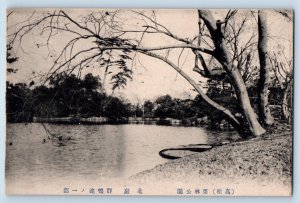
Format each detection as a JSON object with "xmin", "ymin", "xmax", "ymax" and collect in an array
[{"xmin": 0, "ymin": 0, "xmax": 298, "ymax": 202}]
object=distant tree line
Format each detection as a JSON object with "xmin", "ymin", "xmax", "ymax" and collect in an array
[
  {"xmin": 6, "ymin": 73, "xmax": 194, "ymax": 122},
  {"xmin": 7, "ymin": 73, "xmax": 286, "ymax": 128},
  {"xmin": 7, "ymin": 73, "xmax": 131, "ymax": 122}
]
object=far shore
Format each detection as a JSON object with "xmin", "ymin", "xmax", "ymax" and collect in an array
[{"xmin": 24, "ymin": 115, "xmax": 229, "ymax": 128}]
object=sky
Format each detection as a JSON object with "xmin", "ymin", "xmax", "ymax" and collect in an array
[{"xmin": 6, "ymin": 9, "xmax": 293, "ymax": 103}]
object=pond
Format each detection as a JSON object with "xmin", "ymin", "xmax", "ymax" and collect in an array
[{"xmin": 5, "ymin": 123, "xmax": 239, "ymax": 194}]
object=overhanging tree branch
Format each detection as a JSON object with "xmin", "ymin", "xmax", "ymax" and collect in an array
[{"xmin": 98, "ymin": 44, "xmax": 214, "ymax": 55}]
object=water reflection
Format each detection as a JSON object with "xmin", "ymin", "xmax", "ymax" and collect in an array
[{"xmin": 6, "ymin": 123, "xmax": 239, "ymax": 194}]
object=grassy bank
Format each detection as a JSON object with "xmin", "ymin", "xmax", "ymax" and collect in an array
[{"xmin": 129, "ymin": 122, "xmax": 292, "ymax": 196}]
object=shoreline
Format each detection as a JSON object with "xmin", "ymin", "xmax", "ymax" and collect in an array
[
  {"xmin": 22, "ymin": 116, "xmax": 230, "ymax": 128},
  {"xmin": 128, "ymin": 124, "xmax": 292, "ymax": 196}
]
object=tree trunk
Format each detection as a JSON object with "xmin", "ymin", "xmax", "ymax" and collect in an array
[
  {"xmin": 257, "ymin": 10, "xmax": 274, "ymax": 126},
  {"xmin": 230, "ymin": 67, "xmax": 266, "ymax": 136},
  {"xmin": 198, "ymin": 10, "xmax": 266, "ymax": 137},
  {"xmin": 282, "ymin": 79, "xmax": 293, "ymax": 123}
]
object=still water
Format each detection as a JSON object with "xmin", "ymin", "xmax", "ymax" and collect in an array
[{"xmin": 5, "ymin": 123, "xmax": 238, "ymax": 194}]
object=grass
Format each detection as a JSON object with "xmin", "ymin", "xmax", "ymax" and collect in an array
[{"xmin": 128, "ymin": 121, "xmax": 292, "ymax": 195}]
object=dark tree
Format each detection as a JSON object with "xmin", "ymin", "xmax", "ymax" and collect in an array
[
  {"xmin": 143, "ymin": 100, "xmax": 154, "ymax": 117},
  {"xmin": 6, "ymin": 82, "xmax": 33, "ymax": 122}
]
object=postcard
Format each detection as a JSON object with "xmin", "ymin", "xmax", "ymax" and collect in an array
[{"xmin": 5, "ymin": 8, "xmax": 293, "ymax": 196}]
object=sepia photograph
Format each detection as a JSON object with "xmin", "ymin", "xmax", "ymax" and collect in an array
[{"xmin": 5, "ymin": 8, "xmax": 293, "ymax": 196}]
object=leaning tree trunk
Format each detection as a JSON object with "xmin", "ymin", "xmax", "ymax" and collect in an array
[
  {"xmin": 257, "ymin": 10, "xmax": 274, "ymax": 126},
  {"xmin": 198, "ymin": 10, "xmax": 266, "ymax": 137}
]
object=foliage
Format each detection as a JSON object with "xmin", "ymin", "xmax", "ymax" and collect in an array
[
  {"xmin": 153, "ymin": 95, "xmax": 197, "ymax": 120},
  {"xmin": 6, "ymin": 45, "xmax": 18, "ymax": 73},
  {"xmin": 6, "ymin": 82, "xmax": 33, "ymax": 122},
  {"xmin": 102, "ymin": 96, "xmax": 130, "ymax": 120},
  {"xmin": 6, "ymin": 73, "xmax": 133, "ymax": 122},
  {"xmin": 194, "ymin": 80, "xmax": 240, "ymax": 128},
  {"xmin": 143, "ymin": 100, "xmax": 154, "ymax": 117}
]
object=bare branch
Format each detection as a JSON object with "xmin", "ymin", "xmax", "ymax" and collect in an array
[
  {"xmin": 7, "ymin": 10, "xmax": 14, "ymax": 18},
  {"xmin": 275, "ymin": 10, "xmax": 293, "ymax": 22},
  {"xmin": 98, "ymin": 44, "xmax": 214, "ymax": 55}
]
